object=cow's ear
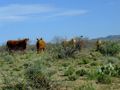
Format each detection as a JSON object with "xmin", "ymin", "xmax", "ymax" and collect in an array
[
  {"xmin": 37, "ymin": 38, "xmax": 39, "ymax": 41},
  {"xmin": 27, "ymin": 38, "xmax": 29, "ymax": 41},
  {"xmin": 40, "ymin": 38, "xmax": 43, "ymax": 40}
]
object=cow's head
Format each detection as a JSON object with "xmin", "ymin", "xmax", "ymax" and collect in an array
[
  {"xmin": 37, "ymin": 38, "xmax": 43, "ymax": 41},
  {"xmin": 24, "ymin": 38, "xmax": 29, "ymax": 42}
]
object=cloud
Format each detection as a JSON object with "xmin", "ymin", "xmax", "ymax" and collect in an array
[
  {"xmin": 0, "ymin": 4, "xmax": 55, "ymax": 21},
  {"xmin": 0, "ymin": 4, "xmax": 55, "ymax": 15},
  {"xmin": 0, "ymin": 16, "xmax": 28, "ymax": 22},
  {"xmin": 0, "ymin": 4, "xmax": 88, "ymax": 22},
  {"xmin": 56, "ymin": 10, "xmax": 87, "ymax": 16},
  {"xmin": 47, "ymin": 10, "xmax": 87, "ymax": 18}
]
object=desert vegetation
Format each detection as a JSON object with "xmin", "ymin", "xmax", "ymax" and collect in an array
[{"xmin": 0, "ymin": 38, "xmax": 120, "ymax": 90}]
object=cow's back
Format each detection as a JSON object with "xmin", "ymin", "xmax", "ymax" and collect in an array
[{"xmin": 6, "ymin": 39, "xmax": 28, "ymax": 51}]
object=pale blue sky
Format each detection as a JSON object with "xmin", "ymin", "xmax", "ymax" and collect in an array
[{"xmin": 0, "ymin": 0, "xmax": 119, "ymax": 44}]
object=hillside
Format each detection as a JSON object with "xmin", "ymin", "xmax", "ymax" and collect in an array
[{"xmin": 94, "ymin": 35, "xmax": 120, "ymax": 41}]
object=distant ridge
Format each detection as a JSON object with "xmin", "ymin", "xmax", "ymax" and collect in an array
[{"xmin": 93, "ymin": 35, "xmax": 120, "ymax": 41}]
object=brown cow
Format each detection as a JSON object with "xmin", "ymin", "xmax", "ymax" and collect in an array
[
  {"xmin": 36, "ymin": 38, "xmax": 46, "ymax": 53},
  {"xmin": 6, "ymin": 38, "xmax": 29, "ymax": 51}
]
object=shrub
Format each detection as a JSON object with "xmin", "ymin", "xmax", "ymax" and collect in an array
[
  {"xmin": 47, "ymin": 44, "xmax": 63, "ymax": 59},
  {"xmin": 78, "ymin": 57, "xmax": 89, "ymax": 65},
  {"xmin": 106, "ymin": 57, "xmax": 119, "ymax": 64},
  {"xmin": 76, "ymin": 69, "xmax": 87, "ymax": 76},
  {"xmin": 58, "ymin": 47, "xmax": 77, "ymax": 59},
  {"xmin": 87, "ymin": 70, "xmax": 98, "ymax": 80},
  {"xmin": 90, "ymin": 52, "xmax": 102, "ymax": 59},
  {"xmin": 97, "ymin": 63, "xmax": 116, "ymax": 76},
  {"xmin": 3, "ymin": 54, "xmax": 14, "ymax": 63},
  {"xmin": 64, "ymin": 66, "xmax": 75, "ymax": 76},
  {"xmin": 2, "ymin": 83, "xmax": 28, "ymax": 90},
  {"xmin": 68, "ymin": 74, "xmax": 78, "ymax": 81},
  {"xmin": 114, "ymin": 65, "xmax": 120, "ymax": 77},
  {"xmin": 99, "ymin": 41, "xmax": 120, "ymax": 56},
  {"xmin": 26, "ymin": 66, "xmax": 51, "ymax": 89},
  {"xmin": 25, "ymin": 58, "xmax": 54, "ymax": 89},
  {"xmin": 75, "ymin": 83, "xmax": 95, "ymax": 90},
  {"xmin": 90, "ymin": 62, "xmax": 98, "ymax": 66},
  {"xmin": 62, "ymin": 63, "xmax": 70, "ymax": 67},
  {"xmin": 97, "ymin": 73, "xmax": 111, "ymax": 84}
]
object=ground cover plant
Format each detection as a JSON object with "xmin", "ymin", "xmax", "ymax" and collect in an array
[{"xmin": 0, "ymin": 40, "xmax": 120, "ymax": 90}]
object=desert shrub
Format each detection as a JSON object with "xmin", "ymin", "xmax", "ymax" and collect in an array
[
  {"xmin": 97, "ymin": 73, "xmax": 111, "ymax": 84},
  {"xmin": 78, "ymin": 56, "xmax": 90, "ymax": 65},
  {"xmin": 47, "ymin": 69, "xmax": 57, "ymax": 78},
  {"xmin": 2, "ymin": 83, "xmax": 28, "ymax": 90},
  {"xmin": 47, "ymin": 44, "xmax": 63, "ymax": 59},
  {"xmin": 58, "ymin": 47, "xmax": 77, "ymax": 59},
  {"xmin": 62, "ymin": 62, "xmax": 70, "ymax": 67},
  {"xmin": 97, "ymin": 63, "xmax": 116, "ymax": 76},
  {"xmin": 90, "ymin": 62, "xmax": 98, "ymax": 66},
  {"xmin": 26, "ymin": 65, "xmax": 51, "ymax": 89},
  {"xmin": 0, "ymin": 45, "xmax": 7, "ymax": 52},
  {"xmin": 87, "ymin": 70, "xmax": 98, "ymax": 80},
  {"xmin": 47, "ymin": 42, "xmax": 78, "ymax": 59},
  {"xmin": 90, "ymin": 52, "xmax": 102, "ymax": 60},
  {"xmin": 23, "ymin": 63, "xmax": 32, "ymax": 69},
  {"xmin": 64, "ymin": 66, "xmax": 75, "ymax": 76},
  {"xmin": 3, "ymin": 54, "xmax": 14, "ymax": 63},
  {"xmin": 68, "ymin": 74, "xmax": 78, "ymax": 81},
  {"xmin": 76, "ymin": 69, "xmax": 87, "ymax": 76},
  {"xmin": 25, "ymin": 58, "xmax": 55, "ymax": 89},
  {"xmin": 114, "ymin": 65, "xmax": 120, "ymax": 77},
  {"xmin": 95, "ymin": 63, "xmax": 120, "ymax": 83},
  {"xmin": 99, "ymin": 41, "xmax": 120, "ymax": 56},
  {"xmin": 82, "ymin": 59, "xmax": 89, "ymax": 64},
  {"xmin": 106, "ymin": 57, "xmax": 119, "ymax": 64},
  {"xmin": 75, "ymin": 83, "xmax": 95, "ymax": 90}
]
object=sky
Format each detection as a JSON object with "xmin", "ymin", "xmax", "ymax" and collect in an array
[{"xmin": 0, "ymin": 0, "xmax": 119, "ymax": 44}]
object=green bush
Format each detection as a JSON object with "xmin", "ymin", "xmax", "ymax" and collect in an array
[
  {"xmin": 75, "ymin": 83, "xmax": 95, "ymax": 90},
  {"xmin": 114, "ymin": 65, "xmax": 120, "ymax": 77},
  {"xmin": 3, "ymin": 54, "xmax": 14, "ymax": 64},
  {"xmin": 97, "ymin": 63, "xmax": 118, "ymax": 77},
  {"xmin": 64, "ymin": 66, "xmax": 75, "ymax": 76},
  {"xmin": 58, "ymin": 47, "xmax": 77, "ymax": 59},
  {"xmin": 87, "ymin": 70, "xmax": 98, "ymax": 80},
  {"xmin": 62, "ymin": 63, "xmax": 70, "ymax": 67},
  {"xmin": 78, "ymin": 57, "xmax": 89, "ymax": 65},
  {"xmin": 25, "ymin": 58, "xmax": 54, "ymax": 89},
  {"xmin": 99, "ymin": 41, "xmax": 120, "ymax": 56},
  {"xmin": 107, "ymin": 57, "xmax": 119, "ymax": 64},
  {"xmin": 90, "ymin": 62, "xmax": 98, "ymax": 66},
  {"xmin": 68, "ymin": 74, "xmax": 78, "ymax": 81},
  {"xmin": 26, "ymin": 66, "xmax": 51, "ymax": 89},
  {"xmin": 82, "ymin": 59, "xmax": 89, "ymax": 64},
  {"xmin": 2, "ymin": 83, "xmax": 28, "ymax": 90},
  {"xmin": 97, "ymin": 73, "xmax": 111, "ymax": 84},
  {"xmin": 76, "ymin": 69, "xmax": 87, "ymax": 76}
]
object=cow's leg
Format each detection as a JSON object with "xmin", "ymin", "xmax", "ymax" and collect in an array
[
  {"xmin": 37, "ymin": 50, "xmax": 39, "ymax": 53},
  {"xmin": 43, "ymin": 48, "xmax": 45, "ymax": 51}
]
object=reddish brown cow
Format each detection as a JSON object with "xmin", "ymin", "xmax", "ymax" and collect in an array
[
  {"xmin": 6, "ymin": 38, "xmax": 29, "ymax": 51},
  {"xmin": 36, "ymin": 38, "xmax": 46, "ymax": 53}
]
